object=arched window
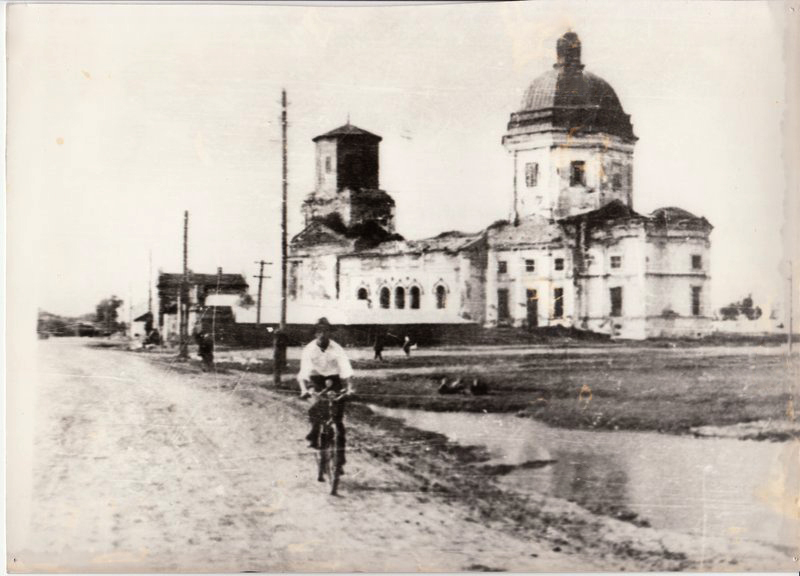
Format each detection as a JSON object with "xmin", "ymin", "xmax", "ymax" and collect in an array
[
  {"xmin": 436, "ymin": 285, "xmax": 447, "ymax": 309},
  {"xmin": 379, "ymin": 287, "xmax": 390, "ymax": 309},
  {"xmin": 410, "ymin": 286, "xmax": 421, "ymax": 309},
  {"xmin": 395, "ymin": 286, "xmax": 405, "ymax": 309},
  {"xmin": 357, "ymin": 288, "xmax": 368, "ymax": 301}
]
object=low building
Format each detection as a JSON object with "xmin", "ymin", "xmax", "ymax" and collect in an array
[{"xmin": 156, "ymin": 268, "xmax": 248, "ymax": 342}]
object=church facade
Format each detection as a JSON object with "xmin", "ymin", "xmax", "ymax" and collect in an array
[{"xmin": 288, "ymin": 32, "xmax": 712, "ymax": 340}]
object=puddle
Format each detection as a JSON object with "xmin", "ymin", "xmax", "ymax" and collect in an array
[{"xmin": 371, "ymin": 406, "xmax": 798, "ymax": 551}]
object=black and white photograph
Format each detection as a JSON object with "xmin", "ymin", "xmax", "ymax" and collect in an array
[{"xmin": 6, "ymin": 0, "xmax": 800, "ymax": 572}]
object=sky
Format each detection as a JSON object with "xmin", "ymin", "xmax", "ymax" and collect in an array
[{"xmin": 6, "ymin": 1, "xmax": 797, "ymax": 323}]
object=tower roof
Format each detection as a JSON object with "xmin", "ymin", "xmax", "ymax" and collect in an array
[
  {"xmin": 506, "ymin": 32, "xmax": 636, "ymax": 142},
  {"xmin": 312, "ymin": 122, "xmax": 382, "ymax": 142}
]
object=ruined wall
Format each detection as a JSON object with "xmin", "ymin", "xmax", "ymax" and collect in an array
[
  {"xmin": 506, "ymin": 132, "xmax": 634, "ymax": 220},
  {"xmin": 576, "ymin": 226, "xmax": 648, "ymax": 339},
  {"xmin": 338, "ymin": 249, "xmax": 465, "ymax": 320},
  {"xmin": 458, "ymin": 243, "xmax": 487, "ymax": 323},
  {"xmin": 297, "ymin": 253, "xmax": 339, "ymax": 301},
  {"xmin": 513, "ymin": 144, "xmax": 557, "ymax": 218},
  {"xmin": 486, "ymin": 244, "xmax": 575, "ymax": 328},
  {"xmin": 350, "ymin": 191, "xmax": 395, "ymax": 232},
  {"xmin": 643, "ymin": 229, "xmax": 712, "ymax": 337},
  {"xmin": 302, "ymin": 190, "xmax": 354, "ymax": 228},
  {"xmin": 289, "ymin": 235, "xmax": 354, "ymax": 302},
  {"xmin": 551, "ymin": 135, "xmax": 634, "ymax": 219},
  {"xmin": 315, "ymin": 139, "xmax": 338, "ymax": 196}
]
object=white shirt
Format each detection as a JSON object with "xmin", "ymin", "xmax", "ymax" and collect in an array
[{"xmin": 297, "ymin": 339, "xmax": 354, "ymax": 381}]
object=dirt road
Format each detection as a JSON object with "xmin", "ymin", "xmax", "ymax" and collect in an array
[
  {"xmin": 9, "ymin": 338, "xmax": 794, "ymax": 572},
  {"xmin": 9, "ymin": 338, "xmax": 595, "ymax": 572}
]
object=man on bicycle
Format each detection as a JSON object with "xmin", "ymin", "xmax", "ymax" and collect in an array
[{"xmin": 297, "ymin": 317, "xmax": 354, "ymax": 471}]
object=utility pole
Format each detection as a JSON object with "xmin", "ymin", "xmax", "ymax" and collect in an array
[
  {"xmin": 128, "ymin": 285, "xmax": 132, "ymax": 337},
  {"xmin": 178, "ymin": 210, "xmax": 190, "ymax": 360},
  {"xmin": 790, "ymin": 260, "xmax": 794, "ymax": 354},
  {"xmin": 254, "ymin": 260, "xmax": 272, "ymax": 325},
  {"xmin": 211, "ymin": 266, "xmax": 222, "ymax": 343},
  {"xmin": 148, "ymin": 250, "xmax": 153, "ymax": 317},
  {"xmin": 281, "ymin": 88, "xmax": 288, "ymax": 329},
  {"xmin": 273, "ymin": 89, "xmax": 289, "ymax": 385},
  {"xmin": 147, "ymin": 250, "xmax": 154, "ymax": 334}
]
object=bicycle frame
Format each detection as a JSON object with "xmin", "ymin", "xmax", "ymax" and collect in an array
[{"xmin": 311, "ymin": 385, "xmax": 347, "ymax": 496}]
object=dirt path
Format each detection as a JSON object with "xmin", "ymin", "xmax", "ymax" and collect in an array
[{"xmin": 9, "ymin": 338, "xmax": 594, "ymax": 572}]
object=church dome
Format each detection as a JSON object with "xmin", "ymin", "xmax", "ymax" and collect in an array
[{"xmin": 506, "ymin": 32, "xmax": 636, "ymax": 142}]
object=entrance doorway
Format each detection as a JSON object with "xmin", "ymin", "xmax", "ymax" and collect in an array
[
  {"xmin": 526, "ymin": 289, "xmax": 538, "ymax": 328},
  {"xmin": 497, "ymin": 289, "xmax": 510, "ymax": 323}
]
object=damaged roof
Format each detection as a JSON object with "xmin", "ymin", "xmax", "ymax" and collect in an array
[
  {"xmin": 291, "ymin": 214, "xmax": 404, "ymax": 251},
  {"xmin": 649, "ymin": 206, "xmax": 711, "ymax": 229},
  {"xmin": 350, "ymin": 229, "xmax": 483, "ymax": 257},
  {"xmin": 559, "ymin": 199, "xmax": 645, "ymax": 226},
  {"xmin": 487, "ymin": 213, "xmax": 564, "ymax": 248},
  {"xmin": 353, "ymin": 188, "xmax": 396, "ymax": 206}
]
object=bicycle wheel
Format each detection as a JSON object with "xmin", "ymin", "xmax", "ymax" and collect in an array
[
  {"xmin": 316, "ymin": 430, "xmax": 330, "ymax": 483},
  {"xmin": 327, "ymin": 427, "xmax": 341, "ymax": 496}
]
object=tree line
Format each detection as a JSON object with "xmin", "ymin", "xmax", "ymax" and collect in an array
[{"xmin": 38, "ymin": 295, "xmax": 125, "ymax": 336}]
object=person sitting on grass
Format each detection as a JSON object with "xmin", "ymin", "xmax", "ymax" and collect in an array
[{"xmin": 438, "ymin": 377, "xmax": 465, "ymax": 395}]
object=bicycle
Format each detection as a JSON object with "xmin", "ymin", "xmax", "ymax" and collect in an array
[{"xmin": 302, "ymin": 381, "xmax": 350, "ymax": 496}]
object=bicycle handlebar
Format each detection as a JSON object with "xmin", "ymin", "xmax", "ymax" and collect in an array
[{"xmin": 300, "ymin": 389, "xmax": 352, "ymax": 402}]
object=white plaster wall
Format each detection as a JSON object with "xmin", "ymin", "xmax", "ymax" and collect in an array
[
  {"xmin": 575, "ymin": 232, "xmax": 647, "ymax": 338},
  {"xmin": 514, "ymin": 147, "xmax": 555, "ymax": 218},
  {"xmin": 643, "ymin": 232, "xmax": 712, "ymax": 337},
  {"xmin": 551, "ymin": 143, "xmax": 632, "ymax": 218},
  {"xmin": 489, "ymin": 246, "xmax": 574, "ymax": 327},
  {"xmin": 646, "ymin": 235, "xmax": 709, "ymax": 275},
  {"xmin": 507, "ymin": 132, "xmax": 634, "ymax": 219},
  {"xmin": 645, "ymin": 234, "xmax": 710, "ymax": 318},
  {"xmin": 315, "ymin": 139, "xmax": 338, "ymax": 196},
  {"xmin": 298, "ymin": 253, "xmax": 339, "ymax": 301},
  {"xmin": 338, "ymin": 251, "xmax": 464, "ymax": 320},
  {"xmin": 458, "ymin": 249, "xmax": 487, "ymax": 323}
]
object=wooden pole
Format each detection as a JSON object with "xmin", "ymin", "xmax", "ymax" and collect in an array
[
  {"xmin": 274, "ymin": 89, "xmax": 289, "ymax": 385},
  {"xmin": 148, "ymin": 250, "xmax": 153, "ymax": 315},
  {"xmin": 789, "ymin": 260, "xmax": 793, "ymax": 354},
  {"xmin": 512, "ymin": 150, "xmax": 519, "ymax": 226},
  {"xmin": 281, "ymin": 89, "xmax": 288, "ymax": 329},
  {"xmin": 178, "ymin": 210, "xmax": 190, "ymax": 360}
]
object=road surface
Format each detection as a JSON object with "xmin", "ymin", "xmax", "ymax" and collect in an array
[{"xmin": 8, "ymin": 338, "xmax": 589, "ymax": 572}]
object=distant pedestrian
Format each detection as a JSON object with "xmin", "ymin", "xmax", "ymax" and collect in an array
[
  {"xmin": 273, "ymin": 327, "xmax": 288, "ymax": 385},
  {"xmin": 402, "ymin": 335, "xmax": 413, "ymax": 357},
  {"xmin": 373, "ymin": 330, "xmax": 385, "ymax": 361},
  {"xmin": 144, "ymin": 327, "xmax": 161, "ymax": 348},
  {"xmin": 194, "ymin": 323, "xmax": 214, "ymax": 371}
]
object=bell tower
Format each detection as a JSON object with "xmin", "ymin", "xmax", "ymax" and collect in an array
[{"xmin": 303, "ymin": 123, "xmax": 395, "ymax": 233}]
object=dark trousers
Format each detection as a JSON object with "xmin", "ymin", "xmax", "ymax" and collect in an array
[{"xmin": 307, "ymin": 375, "xmax": 347, "ymax": 465}]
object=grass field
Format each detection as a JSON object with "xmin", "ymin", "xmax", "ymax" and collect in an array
[
  {"xmin": 367, "ymin": 351, "xmax": 797, "ymax": 434},
  {"xmin": 202, "ymin": 343, "xmax": 800, "ymax": 437}
]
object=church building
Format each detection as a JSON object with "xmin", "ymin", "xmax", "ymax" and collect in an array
[{"xmin": 288, "ymin": 32, "xmax": 712, "ymax": 339}]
